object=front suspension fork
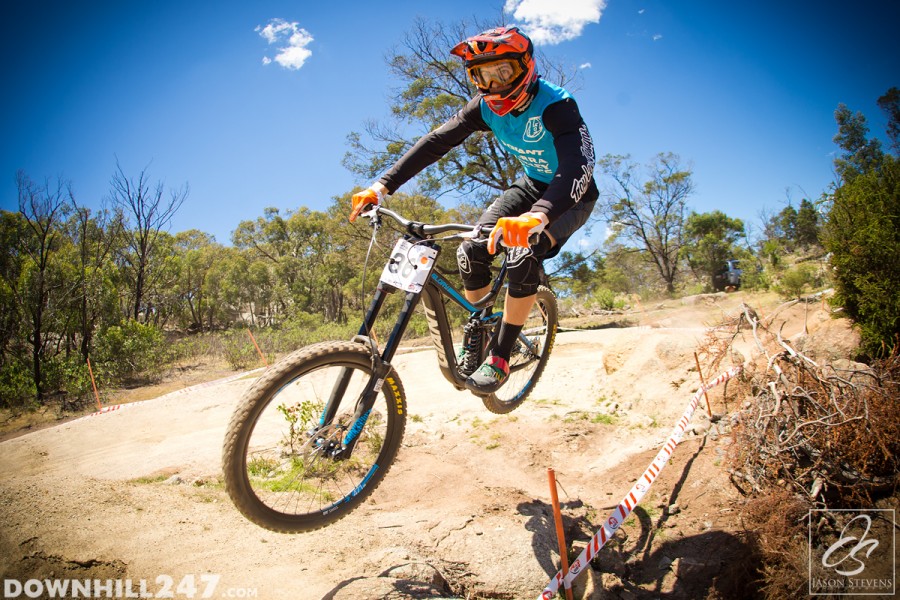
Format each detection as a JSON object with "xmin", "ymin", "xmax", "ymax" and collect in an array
[{"xmin": 319, "ymin": 283, "xmax": 421, "ymax": 457}]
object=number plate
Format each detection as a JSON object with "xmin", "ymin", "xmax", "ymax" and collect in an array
[{"xmin": 379, "ymin": 239, "xmax": 438, "ymax": 293}]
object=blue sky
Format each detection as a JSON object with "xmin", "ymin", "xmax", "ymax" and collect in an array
[{"xmin": 1, "ymin": 1, "xmax": 897, "ymax": 249}]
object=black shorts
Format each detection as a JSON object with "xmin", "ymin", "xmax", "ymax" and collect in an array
[
  {"xmin": 476, "ymin": 175, "xmax": 597, "ymax": 259},
  {"xmin": 457, "ymin": 176, "xmax": 597, "ymax": 297}
]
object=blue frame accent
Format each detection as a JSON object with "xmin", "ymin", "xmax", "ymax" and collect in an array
[{"xmin": 429, "ymin": 271, "xmax": 504, "ymax": 321}]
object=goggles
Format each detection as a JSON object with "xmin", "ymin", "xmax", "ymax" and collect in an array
[{"xmin": 466, "ymin": 59, "xmax": 524, "ymax": 93}]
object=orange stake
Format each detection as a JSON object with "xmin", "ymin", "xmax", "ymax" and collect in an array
[
  {"xmin": 548, "ymin": 468, "xmax": 573, "ymax": 600},
  {"xmin": 694, "ymin": 352, "xmax": 712, "ymax": 417},
  {"xmin": 246, "ymin": 328, "xmax": 268, "ymax": 367},
  {"xmin": 86, "ymin": 357, "xmax": 102, "ymax": 410}
]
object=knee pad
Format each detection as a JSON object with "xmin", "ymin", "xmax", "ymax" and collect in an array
[
  {"xmin": 506, "ymin": 247, "xmax": 541, "ymax": 298},
  {"xmin": 457, "ymin": 240, "xmax": 492, "ymax": 290}
]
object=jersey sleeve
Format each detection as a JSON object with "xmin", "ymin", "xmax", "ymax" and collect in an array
[
  {"xmin": 377, "ymin": 97, "xmax": 489, "ymax": 194},
  {"xmin": 529, "ymin": 98, "xmax": 597, "ymax": 222}
]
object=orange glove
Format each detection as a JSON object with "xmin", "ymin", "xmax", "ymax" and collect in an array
[
  {"xmin": 349, "ymin": 186, "xmax": 385, "ymax": 222},
  {"xmin": 487, "ymin": 211, "xmax": 549, "ymax": 254}
]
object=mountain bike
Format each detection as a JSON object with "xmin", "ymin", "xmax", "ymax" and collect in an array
[{"xmin": 222, "ymin": 205, "xmax": 558, "ymax": 533}]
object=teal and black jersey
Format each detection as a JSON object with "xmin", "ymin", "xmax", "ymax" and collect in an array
[
  {"xmin": 379, "ymin": 78, "xmax": 597, "ymax": 223},
  {"xmin": 478, "ymin": 80, "xmax": 571, "ymax": 184}
]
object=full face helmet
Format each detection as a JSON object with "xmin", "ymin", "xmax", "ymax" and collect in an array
[{"xmin": 451, "ymin": 26, "xmax": 537, "ymax": 116}]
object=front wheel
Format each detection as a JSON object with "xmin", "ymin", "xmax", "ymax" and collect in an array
[
  {"xmin": 482, "ymin": 285, "xmax": 558, "ymax": 414},
  {"xmin": 222, "ymin": 341, "xmax": 406, "ymax": 533}
]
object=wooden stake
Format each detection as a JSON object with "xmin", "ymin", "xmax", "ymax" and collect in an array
[
  {"xmin": 694, "ymin": 352, "xmax": 712, "ymax": 417},
  {"xmin": 246, "ymin": 328, "xmax": 268, "ymax": 367},
  {"xmin": 548, "ymin": 468, "xmax": 573, "ymax": 600}
]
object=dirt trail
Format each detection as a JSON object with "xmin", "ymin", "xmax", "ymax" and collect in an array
[{"xmin": 0, "ymin": 292, "xmax": 849, "ymax": 599}]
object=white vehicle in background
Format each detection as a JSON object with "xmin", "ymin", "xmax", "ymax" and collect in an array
[{"xmin": 713, "ymin": 259, "xmax": 742, "ymax": 291}]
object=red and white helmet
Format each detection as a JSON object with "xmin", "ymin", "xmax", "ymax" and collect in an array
[{"xmin": 451, "ymin": 26, "xmax": 538, "ymax": 116}]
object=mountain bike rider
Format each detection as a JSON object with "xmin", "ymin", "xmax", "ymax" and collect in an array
[{"xmin": 350, "ymin": 26, "xmax": 598, "ymax": 395}]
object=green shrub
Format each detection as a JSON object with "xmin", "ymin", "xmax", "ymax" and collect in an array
[
  {"xmin": 0, "ymin": 361, "xmax": 37, "ymax": 409},
  {"xmin": 739, "ymin": 264, "xmax": 770, "ymax": 291},
  {"xmin": 590, "ymin": 288, "xmax": 624, "ymax": 311},
  {"xmin": 776, "ymin": 264, "xmax": 818, "ymax": 299},
  {"xmin": 93, "ymin": 320, "xmax": 166, "ymax": 382},
  {"xmin": 823, "ymin": 155, "xmax": 900, "ymax": 356},
  {"xmin": 221, "ymin": 330, "xmax": 258, "ymax": 370},
  {"xmin": 42, "ymin": 356, "xmax": 93, "ymax": 404}
]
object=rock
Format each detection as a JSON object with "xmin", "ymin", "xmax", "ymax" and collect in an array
[
  {"xmin": 430, "ymin": 513, "xmax": 557, "ymax": 598},
  {"xmin": 672, "ymin": 556, "xmax": 720, "ymax": 580},
  {"xmin": 600, "ymin": 572, "xmax": 625, "ymax": 593},
  {"xmin": 570, "ymin": 566, "xmax": 602, "ymax": 600},
  {"xmin": 379, "ymin": 562, "xmax": 448, "ymax": 589},
  {"xmin": 667, "ymin": 503, "xmax": 681, "ymax": 515},
  {"xmin": 591, "ymin": 547, "xmax": 626, "ymax": 576},
  {"xmin": 690, "ymin": 421, "xmax": 710, "ymax": 436},
  {"xmin": 824, "ymin": 359, "xmax": 875, "ymax": 384},
  {"xmin": 329, "ymin": 576, "xmax": 452, "ymax": 599}
]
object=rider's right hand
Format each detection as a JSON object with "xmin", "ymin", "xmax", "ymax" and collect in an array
[
  {"xmin": 349, "ymin": 184, "xmax": 386, "ymax": 222},
  {"xmin": 487, "ymin": 211, "xmax": 549, "ymax": 254}
]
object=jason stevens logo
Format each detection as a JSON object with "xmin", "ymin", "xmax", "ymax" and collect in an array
[{"xmin": 809, "ymin": 509, "xmax": 895, "ymax": 596}]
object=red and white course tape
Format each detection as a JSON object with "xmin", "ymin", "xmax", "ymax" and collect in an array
[
  {"xmin": 71, "ymin": 367, "xmax": 267, "ymax": 424},
  {"xmin": 538, "ymin": 364, "xmax": 742, "ymax": 599}
]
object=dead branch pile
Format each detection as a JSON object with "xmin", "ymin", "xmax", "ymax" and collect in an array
[{"xmin": 715, "ymin": 303, "xmax": 899, "ymax": 507}]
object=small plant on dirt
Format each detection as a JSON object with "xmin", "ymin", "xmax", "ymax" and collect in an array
[
  {"xmin": 276, "ymin": 401, "xmax": 317, "ymax": 453},
  {"xmin": 129, "ymin": 473, "xmax": 172, "ymax": 485},
  {"xmin": 591, "ymin": 413, "xmax": 616, "ymax": 425}
]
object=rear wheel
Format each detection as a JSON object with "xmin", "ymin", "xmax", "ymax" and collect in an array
[
  {"xmin": 222, "ymin": 341, "xmax": 406, "ymax": 533},
  {"xmin": 482, "ymin": 285, "xmax": 557, "ymax": 414}
]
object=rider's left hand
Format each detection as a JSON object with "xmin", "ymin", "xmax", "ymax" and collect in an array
[{"xmin": 487, "ymin": 211, "xmax": 549, "ymax": 254}]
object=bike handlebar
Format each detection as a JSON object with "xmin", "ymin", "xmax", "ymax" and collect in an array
[
  {"xmin": 363, "ymin": 205, "xmax": 482, "ymax": 239},
  {"xmin": 362, "ymin": 204, "xmax": 539, "ymax": 248}
]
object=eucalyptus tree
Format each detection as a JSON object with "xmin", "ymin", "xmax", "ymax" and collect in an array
[{"xmin": 599, "ymin": 153, "xmax": 695, "ymax": 294}]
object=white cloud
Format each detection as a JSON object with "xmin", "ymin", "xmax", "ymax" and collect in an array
[
  {"xmin": 652, "ymin": 34, "xmax": 663, "ymax": 41},
  {"xmin": 256, "ymin": 19, "xmax": 314, "ymax": 70},
  {"xmin": 579, "ymin": 62, "xmax": 592, "ymax": 69},
  {"xmin": 504, "ymin": 0, "xmax": 607, "ymax": 45}
]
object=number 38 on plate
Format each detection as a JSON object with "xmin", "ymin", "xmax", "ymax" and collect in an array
[{"xmin": 379, "ymin": 238, "xmax": 438, "ymax": 293}]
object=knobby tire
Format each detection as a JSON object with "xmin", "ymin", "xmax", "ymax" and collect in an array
[{"xmin": 222, "ymin": 340, "xmax": 406, "ymax": 533}]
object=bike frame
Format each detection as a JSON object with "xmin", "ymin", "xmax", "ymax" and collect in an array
[{"xmin": 318, "ymin": 228, "xmax": 507, "ymax": 456}]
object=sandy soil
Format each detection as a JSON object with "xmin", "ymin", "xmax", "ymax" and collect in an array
[{"xmin": 0, "ymin": 291, "xmax": 857, "ymax": 599}]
